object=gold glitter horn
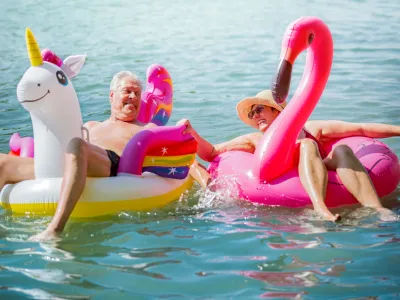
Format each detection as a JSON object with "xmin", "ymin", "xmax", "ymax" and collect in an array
[{"xmin": 25, "ymin": 28, "xmax": 43, "ymax": 67}]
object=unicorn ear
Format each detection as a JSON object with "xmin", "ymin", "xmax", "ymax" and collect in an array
[{"xmin": 62, "ymin": 54, "xmax": 87, "ymax": 78}]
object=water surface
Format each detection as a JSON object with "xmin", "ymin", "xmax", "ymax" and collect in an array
[{"xmin": 0, "ymin": 0, "xmax": 399, "ymax": 299}]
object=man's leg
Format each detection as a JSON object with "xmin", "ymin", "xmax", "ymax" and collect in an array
[
  {"xmin": 324, "ymin": 145, "xmax": 397, "ymax": 221},
  {"xmin": 298, "ymin": 139, "xmax": 340, "ymax": 222},
  {"xmin": 29, "ymin": 138, "xmax": 111, "ymax": 241},
  {"xmin": 0, "ymin": 153, "xmax": 34, "ymax": 191}
]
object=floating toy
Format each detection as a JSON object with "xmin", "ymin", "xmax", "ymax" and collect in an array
[
  {"xmin": 0, "ymin": 29, "xmax": 196, "ymax": 217},
  {"xmin": 209, "ymin": 17, "xmax": 400, "ymax": 207}
]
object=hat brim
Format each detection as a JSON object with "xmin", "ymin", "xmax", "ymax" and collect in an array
[{"xmin": 236, "ymin": 96, "xmax": 285, "ymax": 128}]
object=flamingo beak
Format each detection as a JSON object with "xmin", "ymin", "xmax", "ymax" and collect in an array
[{"xmin": 271, "ymin": 59, "xmax": 292, "ymax": 104}]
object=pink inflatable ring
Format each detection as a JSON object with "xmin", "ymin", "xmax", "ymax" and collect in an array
[{"xmin": 209, "ymin": 17, "xmax": 400, "ymax": 207}]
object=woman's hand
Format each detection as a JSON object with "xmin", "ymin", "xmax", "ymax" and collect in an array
[
  {"xmin": 176, "ymin": 118, "xmax": 196, "ymax": 135},
  {"xmin": 176, "ymin": 118, "xmax": 217, "ymax": 162}
]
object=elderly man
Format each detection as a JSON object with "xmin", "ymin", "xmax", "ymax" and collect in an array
[{"xmin": 0, "ymin": 71, "xmax": 198, "ymax": 241}]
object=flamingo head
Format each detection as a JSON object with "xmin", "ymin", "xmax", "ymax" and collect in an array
[{"xmin": 272, "ymin": 17, "xmax": 333, "ymax": 104}]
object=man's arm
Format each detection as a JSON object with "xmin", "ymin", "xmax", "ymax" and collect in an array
[
  {"xmin": 306, "ymin": 120, "xmax": 400, "ymax": 141},
  {"xmin": 144, "ymin": 122, "xmax": 158, "ymax": 128},
  {"xmin": 82, "ymin": 121, "xmax": 100, "ymax": 142}
]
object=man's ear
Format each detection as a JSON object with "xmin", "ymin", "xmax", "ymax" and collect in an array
[{"xmin": 109, "ymin": 90, "xmax": 114, "ymax": 102}]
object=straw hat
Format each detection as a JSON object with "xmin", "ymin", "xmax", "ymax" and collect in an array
[{"xmin": 236, "ymin": 90, "xmax": 287, "ymax": 128}]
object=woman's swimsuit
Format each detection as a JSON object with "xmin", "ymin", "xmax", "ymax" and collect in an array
[{"xmin": 303, "ymin": 129, "xmax": 328, "ymax": 159}]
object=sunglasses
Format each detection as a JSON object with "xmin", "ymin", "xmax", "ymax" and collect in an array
[{"xmin": 248, "ymin": 105, "xmax": 266, "ymax": 119}]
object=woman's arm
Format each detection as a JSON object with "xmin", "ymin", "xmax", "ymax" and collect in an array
[
  {"xmin": 306, "ymin": 120, "xmax": 400, "ymax": 141},
  {"xmin": 209, "ymin": 134, "xmax": 256, "ymax": 161},
  {"xmin": 177, "ymin": 119, "xmax": 256, "ymax": 162}
]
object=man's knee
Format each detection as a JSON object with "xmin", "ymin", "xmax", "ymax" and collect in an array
[
  {"xmin": 332, "ymin": 145, "xmax": 355, "ymax": 160},
  {"xmin": 66, "ymin": 137, "xmax": 88, "ymax": 157}
]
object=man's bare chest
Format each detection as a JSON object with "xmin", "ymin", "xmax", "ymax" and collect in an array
[{"xmin": 90, "ymin": 123, "xmax": 143, "ymax": 140}]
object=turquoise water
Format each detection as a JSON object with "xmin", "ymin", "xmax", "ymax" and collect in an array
[{"xmin": 1, "ymin": 0, "xmax": 400, "ymax": 299}]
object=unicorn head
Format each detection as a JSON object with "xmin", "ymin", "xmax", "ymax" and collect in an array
[
  {"xmin": 41, "ymin": 48, "xmax": 86, "ymax": 79},
  {"xmin": 17, "ymin": 29, "xmax": 83, "ymax": 115},
  {"xmin": 16, "ymin": 28, "xmax": 84, "ymax": 178}
]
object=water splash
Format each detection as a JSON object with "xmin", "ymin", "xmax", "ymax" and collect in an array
[{"xmin": 194, "ymin": 174, "xmax": 241, "ymax": 209}]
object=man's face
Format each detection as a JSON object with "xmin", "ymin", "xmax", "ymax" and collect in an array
[{"xmin": 109, "ymin": 76, "xmax": 142, "ymax": 122}]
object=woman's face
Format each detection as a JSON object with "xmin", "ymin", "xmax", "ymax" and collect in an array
[{"xmin": 248, "ymin": 105, "xmax": 280, "ymax": 132}]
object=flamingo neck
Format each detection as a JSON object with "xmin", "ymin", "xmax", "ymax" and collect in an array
[{"xmin": 254, "ymin": 36, "xmax": 333, "ymax": 182}]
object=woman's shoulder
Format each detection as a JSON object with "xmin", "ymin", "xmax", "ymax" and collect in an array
[{"xmin": 244, "ymin": 131, "xmax": 263, "ymax": 146}]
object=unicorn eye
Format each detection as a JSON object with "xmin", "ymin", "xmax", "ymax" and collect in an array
[{"xmin": 56, "ymin": 70, "xmax": 68, "ymax": 86}]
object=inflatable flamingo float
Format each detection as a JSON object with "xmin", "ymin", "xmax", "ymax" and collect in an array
[
  {"xmin": 209, "ymin": 17, "xmax": 400, "ymax": 207},
  {"xmin": 0, "ymin": 28, "xmax": 196, "ymax": 217}
]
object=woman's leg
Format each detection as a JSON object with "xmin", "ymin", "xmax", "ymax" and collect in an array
[
  {"xmin": 324, "ymin": 145, "xmax": 397, "ymax": 221},
  {"xmin": 299, "ymin": 139, "xmax": 340, "ymax": 221},
  {"xmin": 189, "ymin": 159, "xmax": 211, "ymax": 189}
]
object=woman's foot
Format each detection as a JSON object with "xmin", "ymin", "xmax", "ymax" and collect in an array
[
  {"xmin": 376, "ymin": 207, "xmax": 398, "ymax": 222},
  {"xmin": 315, "ymin": 208, "xmax": 341, "ymax": 222}
]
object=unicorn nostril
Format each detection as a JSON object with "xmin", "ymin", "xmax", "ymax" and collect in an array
[{"xmin": 37, "ymin": 83, "xmax": 41, "ymax": 87}]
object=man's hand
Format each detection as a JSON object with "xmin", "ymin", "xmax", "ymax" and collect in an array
[
  {"xmin": 144, "ymin": 122, "xmax": 158, "ymax": 129},
  {"xmin": 177, "ymin": 118, "xmax": 195, "ymax": 135}
]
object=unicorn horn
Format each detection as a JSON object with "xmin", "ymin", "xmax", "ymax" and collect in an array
[{"xmin": 25, "ymin": 28, "xmax": 43, "ymax": 67}]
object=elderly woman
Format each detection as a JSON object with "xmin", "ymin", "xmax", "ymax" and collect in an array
[{"xmin": 178, "ymin": 90, "xmax": 400, "ymax": 221}]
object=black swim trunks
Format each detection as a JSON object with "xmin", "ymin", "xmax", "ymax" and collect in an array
[{"xmin": 106, "ymin": 150, "xmax": 120, "ymax": 177}]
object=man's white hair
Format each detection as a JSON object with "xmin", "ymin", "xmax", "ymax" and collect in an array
[{"xmin": 110, "ymin": 71, "xmax": 142, "ymax": 91}]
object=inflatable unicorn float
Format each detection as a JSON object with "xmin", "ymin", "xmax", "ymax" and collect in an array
[
  {"xmin": 0, "ymin": 28, "xmax": 196, "ymax": 217},
  {"xmin": 209, "ymin": 16, "xmax": 400, "ymax": 207},
  {"xmin": 7, "ymin": 49, "xmax": 86, "ymax": 158}
]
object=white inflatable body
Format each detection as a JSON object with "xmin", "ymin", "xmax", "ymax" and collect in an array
[{"xmin": 0, "ymin": 173, "xmax": 192, "ymax": 217}]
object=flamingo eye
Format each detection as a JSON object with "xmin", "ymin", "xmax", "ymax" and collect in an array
[
  {"xmin": 308, "ymin": 33, "xmax": 314, "ymax": 45},
  {"xmin": 56, "ymin": 70, "xmax": 68, "ymax": 86}
]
